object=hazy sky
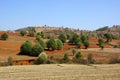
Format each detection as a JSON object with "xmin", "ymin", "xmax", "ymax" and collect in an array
[{"xmin": 0, "ymin": 0, "xmax": 120, "ymax": 31}]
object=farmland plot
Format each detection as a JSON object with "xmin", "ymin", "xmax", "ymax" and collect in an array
[{"xmin": 0, "ymin": 64, "xmax": 120, "ymax": 80}]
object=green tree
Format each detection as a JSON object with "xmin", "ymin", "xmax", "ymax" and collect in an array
[
  {"xmin": 20, "ymin": 30, "xmax": 27, "ymax": 36},
  {"xmin": 29, "ymin": 30, "xmax": 34, "ymax": 37},
  {"xmin": 83, "ymin": 40, "xmax": 90, "ymax": 49},
  {"xmin": 81, "ymin": 35, "xmax": 88, "ymax": 43},
  {"xmin": 58, "ymin": 34, "xmax": 66, "ymax": 44},
  {"xmin": 31, "ymin": 44, "xmax": 44, "ymax": 56},
  {"xmin": 76, "ymin": 40, "xmax": 82, "ymax": 48},
  {"xmin": 1, "ymin": 33, "xmax": 8, "ymax": 40},
  {"xmin": 36, "ymin": 35, "xmax": 41, "ymax": 41},
  {"xmin": 47, "ymin": 38, "xmax": 57, "ymax": 50},
  {"xmin": 69, "ymin": 33, "xmax": 79, "ymax": 44},
  {"xmin": 38, "ymin": 38, "xmax": 46, "ymax": 49},
  {"xmin": 35, "ymin": 52, "xmax": 48, "ymax": 64},
  {"xmin": 104, "ymin": 33, "xmax": 112, "ymax": 43},
  {"xmin": 63, "ymin": 54, "xmax": 68, "ymax": 61},
  {"xmin": 19, "ymin": 40, "xmax": 32, "ymax": 55},
  {"xmin": 75, "ymin": 52, "xmax": 82, "ymax": 59},
  {"xmin": 56, "ymin": 39, "xmax": 63, "ymax": 50},
  {"xmin": 37, "ymin": 32, "xmax": 41, "ymax": 36},
  {"xmin": 98, "ymin": 38, "xmax": 105, "ymax": 50}
]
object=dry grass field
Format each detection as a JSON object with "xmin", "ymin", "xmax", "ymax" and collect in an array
[{"xmin": 0, "ymin": 64, "xmax": 120, "ymax": 80}]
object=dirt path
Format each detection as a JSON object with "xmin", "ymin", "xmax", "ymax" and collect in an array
[{"xmin": 0, "ymin": 64, "xmax": 120, "ymax": 80}]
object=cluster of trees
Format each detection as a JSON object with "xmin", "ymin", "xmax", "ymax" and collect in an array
[
  {"xmin": 20, "ymin": 27, "xmax": 36, "ymax": 37},
  {"xmin": 0, "ymin": 33, "xmax": 8, "ymax": 40},
  {"xmin": 69, "ymin": 33, "xmax": 90, "ymax": 49}
]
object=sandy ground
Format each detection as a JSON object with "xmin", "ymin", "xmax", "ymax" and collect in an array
[{"xmin": 0, "ymin": 64, "xmax": 120, "ymax": 80}]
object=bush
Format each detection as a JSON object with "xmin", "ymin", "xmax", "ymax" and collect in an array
[
  {"xmin": 56, "ymin": 39, "xmax": 63, "ymax": 50},
  {"xmin": 37, "ymin": 38, "xmax": 46, "ymax": 49},
  {"xmin": 75, "ymin": 52, "xmax": 82, "ymax": 59},
  {"xmin": 36, "ymin": 35, "xmax": 41, "ymax": 41},
  {"xmin": 7, "ymin": 56, "xmax": 13, "ymax": 66},
  {"xmin": 29, "ymin": 30, "xmax": 34, "ymax": 37},
  {"xmin": 1, "ymin": 33, "xmax": 8, "ymax": 40},
  {"xmin": 31, "ymin": 44, "xmax": 44, "ymax": 56},
  {"xmin": 69, "ymin": 33, "xmax": 79, "ymax": 44},
  {"xmin": 87, "ymin": 53, "xmax": 95, "ymax": 64},
  {"xmin": 98, "ymin": 38, "xmax": 105, "ymax": 49},
  {"xmin": 83, "ymin": 40, "xmax": 90, "ymax": 49},
  {"xmin": 58, "ymin": 34, "xmax": 66, "ymax": 44},
  {"xmin": 46, "ymin": 38, "xmax": 57, "ymax": 50},
  {"xmin": 63, "ymin": 54, "xmax": 69, "ymax": 61},
  {"xmin": 20, "ymin": 30, "xmax": 27, "ymax": 36},
  {"xmin": 19, "ymin": 40, "xmax": 33, "ymax": 55},
  {"xmin": 72, "ymin": 48, "xmax": 76, "ymax": 56},
  {"xmin": 76, "ymin": 40, "xmax": 82, "ymax": 48},
  {"xmin": 81, "ymin": 35, "xmax": 88, "ymax": 43},
  {"xmin": 35, "ymin": 52, "xmax": 48, "ymax": 64}
]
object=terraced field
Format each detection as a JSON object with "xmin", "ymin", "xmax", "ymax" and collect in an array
[{"xmin": 0, "ymin": 64, "xmax": 120, "ymax": 80}]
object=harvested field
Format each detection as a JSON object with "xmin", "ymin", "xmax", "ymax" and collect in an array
[{"xmin": 0, "ymin": 64, "xmax": 120, "ymax": 80}]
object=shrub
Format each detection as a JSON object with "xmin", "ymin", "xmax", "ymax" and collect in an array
[
  {"xmin": 35, "ymin": 52, "xmax": 48, "ymax": 64},
  {"xmin": 19, "ymin": 40, "xmax": 33, "ymax": 55},
  {"xmin": 7, "ymin": 56, "xmax": 13, "ymax": 66},
  {"xmin": 72, "ymin": 48, "xmax": 77, "ymax": 56},
  {"xmin": 29, "ymin": 30, "xmax": 34, "ymax": 37},
  {"xmin": 56, "ymin": 39, "xmax": 63, "ymax": 50},
  {"xmin": 69, "ymin": 33, "xmax": 79, "ymax": 44},
  {"xmin": 75, "ymin": 52, "xmax": 82, "ymax": 59},
  {"xmin": 31, "ymin": 44, "xmax": 44, "ymax": 56},
  {"xmin": 46, "ymin": 38, "xmax": 57, "ymax": 50},
  {"xmin": 76, "ymin": 40, "xmax": 82, "ymax": 48},
  {"xmin": 37, "ymin": 38, "xmax": 46, "ymax": 49},
  {"xmin": 104, "ymin": 33, "xmax": 112, "ymax": 43},
  {"xmin": 81, "ymin": 35, "xmax": 88, "ymax": 43},
  {"xmin": 87, "ymin": 53, "xmax": 95, "ymax": 64},
  {"xmin": 63, "ymin": 54, "xmax": 68, "ymax": 61},
  {"xmin": 36, "ymin": 35, "xmax": 41, "ymax": 41},
  {"xmin": 37, "ymin": 32, "xmax": 41, "ymax": 36},
  {"xmin": 58, "ymin": 34, "xmax": 66, "ymax": 44},
  {"xmin": 83, "ymin": 40, "xmax": 90, "ymax": 49},
  {"xmin": 98, "ymin": 38, "xmax": 105, "ymax": 50},
  {"xmin": 1, "ymin": 33, "xmax": 8, "ymax": 40},
  {"xmin": 20, "ymin": 30, "xmax": 27, "ymax": 36}
]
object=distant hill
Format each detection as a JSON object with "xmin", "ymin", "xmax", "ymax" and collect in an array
[{"xmin": 96, "ymin": 25, "xmax": 120, "ymax": 35}]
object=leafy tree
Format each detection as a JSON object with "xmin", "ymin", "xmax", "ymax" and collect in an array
[
  {"xmin": 69, "ymin": 33, "xmax": 79, "ymax": 44},
  {"xmin": 19, "ymin": 40, "xmax": 32, "ymax": 55},
  {"xmin": 37, "ymin": 32, "xmax": 41, "ymax": 36},
  {"xmin": 75, "ymin": 52, "xmax": 82, "ymax": 59},
  {"xmin": 47, "ymin": 38, "xmax": 57, "ymax": 50},
  {"xmin": 56, "ymin": 39, "xmax": 63, "ymax": 50},
  {"xmin": 38, "ymin": 38, "xmax": 46, "ymax": 49},
  {"xmin": 72, "ymin": 48, "xmax": 77, "ymax": 56},
  {"xmin": 31, "ymin": 44, "xmax": 44, "ymax": 56},
  {"xmin": 36, "ymin": 35, "xmax": 41, "ymax": 41},
  {"xmin": 20, "ymin": 30, "xmax": 27, "ymax": 36},
  {"xmin": 104, "ymin": 33, "xmax": 112, "ymax": 43},
  {"xmin": 63, "ymin": 54, "xmax": 68, "ymax": 61},
  {"xmin": 29, "ymin": 30, "xmax": 35, "ymax": 37},
  {"xmin": 41, "ymin": 31, "xmax": 45, "ymax": 38},
  {"xmin": 1, "ymin": 33, "xmax": 8, "ymax": 40},
  {"xmin": 31, "ymin": 27, "xmax": 36, "ymax": 33},
  {"xmin": 35, "ymin": 52, "xmax": 48, "ymax": 64},
  {"xmin": 58, "ymin": 34, "xmax": 66, "ymax": 44},
  {"xmin": 76, "ymin": 40, "xmax": 82, "ymax": 48},
  {"xmin": 81, "ymin": 35, "xmax": 88, "ymax": 43},
  {"xmin": 98, "ymin": 38, "xmax": 105, "ymax": 50},
  {"xmin": 83, "ymin": 40, "xmax": 90, "ymax": 49}
]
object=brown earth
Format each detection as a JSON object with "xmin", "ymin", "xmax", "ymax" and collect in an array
[{"xmin": 0, "ymin": 32, "xmax": 120, "ymax": 64}]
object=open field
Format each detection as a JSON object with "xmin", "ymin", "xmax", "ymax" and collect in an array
[{"xmin": 0, "ymin": 64, "xmax": 120, "ymax": 80}]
